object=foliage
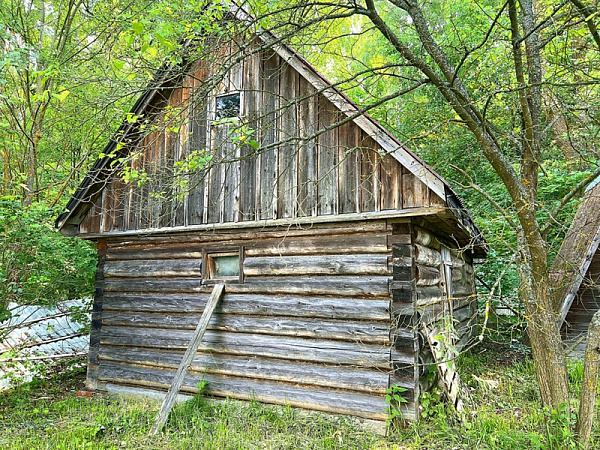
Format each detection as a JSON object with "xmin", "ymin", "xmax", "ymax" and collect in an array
[
  {"xmin": 0, "ymin": 199, "xmax": 95, "ymax": 314},
  {"xmin": 384, "ymin": 384, "xmax": 408, "ymax": 429},
  {"xmin": 419, "ymin": 389, "xmax": 449, "ymax": 422}
]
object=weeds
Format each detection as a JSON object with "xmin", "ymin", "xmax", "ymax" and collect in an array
[{"xmin": 0, "ymin": 341, "xmax": 598, "ymax": 449}]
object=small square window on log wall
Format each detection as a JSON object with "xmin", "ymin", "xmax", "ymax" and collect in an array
[{"xmin": 204, "ymin": 250, "xmax": 243, "ymax": 283}]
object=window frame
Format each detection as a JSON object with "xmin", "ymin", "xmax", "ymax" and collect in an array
[
  {"xmin": 214, "ymin": 92, "xmax": 242, "ymax": 121},
  {"xmin": 203, "ymin": 246, "xmax": 244, "ymax": 284}
]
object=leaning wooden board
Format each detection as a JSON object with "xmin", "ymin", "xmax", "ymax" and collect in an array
[{"xmin": 150, "ymin": 283, "xmax": 224, "ymax": 434}]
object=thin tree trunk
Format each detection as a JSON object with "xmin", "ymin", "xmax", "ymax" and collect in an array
[
  {"xmin": 24, "ymin": 123, "xmax": 41, "ymax": 206},
  {"xmin": 576, "ymin": 310, "xmax": 600, "ymax": 449},
  {"xmin": 518, "ymin": 245, "xmax": 570, "ymax": 408}
]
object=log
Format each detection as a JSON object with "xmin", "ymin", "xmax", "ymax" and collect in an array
[
  {"xmin": 100, "ymin": 326, "xmax": 400, "ymax": 368},
  {"xmin": 150, "ymin": 283, "xmax": 224, "ymax": 435},
  {"xmin": 101, "ymin": 310, "xmax": 390, "ymax": 344},
  {"xmin": 415, "ymin": 265, "xmax": 441, "ymax": 286},
  {"xmin": 414, "ymin": 244, "xmax": 442, "ymax": 267},
  {"xmin": 106, "ymin": 233, "xmax": 389, "ymax": 260},
  {"xmin": 103, "ymin": 276, "xmax": 390, "ymax": 297},
  {"xmin": 104, "ymin": 259, "xmax": 202, "ymax": 277},
  {"xmin": 99, "ymin": 361, "xmax": 396, "ymax": 420},
  {"xmin": 413, "ymin": 226, "xmax": 441, "ymax": 250},
  {"xmin": 100, "ymin": 347, "xmax": 390, "ymax": 393},
  {"xmin": 102, "ymin": 293, "xmax": 390, "ymax": 320},
  {"xmin": 106, "ymin": 220, "xmax": 388, "ymax": 246},
  {"xmin": 243, "ymin": 254, "xmax": 390, "ymax": 276},
  {"xmin": 245, "ymin": 233, "xmax": 390, "ymax": 256},
  {"xmin": 452, "ymin": 304, "xmax": 475, "ymax": 324},
  {"xmin": 415, "ymin": 286, "xmax": 443, "ymax": 305}
]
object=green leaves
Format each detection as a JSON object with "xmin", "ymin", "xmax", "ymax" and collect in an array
[
  {"xmin": 131, "ymin": 20, "xmax": 144, "ymax": 35},
  {"xmin": 51, "ymin": 89, "xmax": 70, "ymax": 103},
  {"xmin": 0, "ymin": 201, "xmax": 95, "ymax": 309},
  {"xmin": 384, "ymin": 384, "xmax": 408, "ymax": 427}
]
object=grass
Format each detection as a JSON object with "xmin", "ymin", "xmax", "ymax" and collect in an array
[{"xmin": 0, "ymin": 343, "xmax": 598, "ymax": 449}]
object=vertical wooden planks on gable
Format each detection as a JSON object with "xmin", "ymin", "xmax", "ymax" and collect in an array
[
  {"xmin": 152, "ymin": 129, "xmax": 167, "ymax": 228},
  {"xmin": 297, "ymin": 76, "xmax": 318, "ymax": 217},
  {"xmin": 239, "ymin": 46, "xmax": 261, "ymax": 222},
  {"xmin": 402, "ymin": 167, "xmax": 429, "ymax": 209},
  {"xmin": 259, "ymin": 50, "xmax": 280, "ymax": 220},
  {"xmin": 278, "ymin": 62, "xmax": 298, "ymax": 219},
  {"xmin": 168, "ymin": 88, "xmax": 183, "ymax": 226},
  {"xmin": 222, "ymin": 51, "xmax": 242, "ymax": 223},
  {"xmin": 222, "ymin": 122, "xmax": 240, "ymax": 223},
  {"xmin": 146, "ymin": 129, "xmax": 160, "ymax": 229},
  {"xmin": 101, "ymin": 179, "xmax": 113, "ymax": 233},
  {"xmin": 360, "ymin": 133, "xmax": 380, "ymax": 213},
  {"xmin": 112, "ymin": 176, "xmax": 127, "ymax": 231},
  {"xmin": 338, "ymin": 119, "xmax": 360, "ymax": 214},
  {"xmin": 137, "ymin": 134, "xmax": 150, "ymax": 230},
  {"xmin": 317, "ymin": 97, "xmax": 338, "ymax": 215},
  {"xmin": 175, "ymin": 82, "xmax": 191, "ymax": 227},
  {"xmin": 428, "ymin": 188, "xmax": 445, "ymax": 207},
  {"xmin": 165, "ymin": 105, "xmax": 179, "ymax": 226},
  {"xmin": 380, "ymin": 153, "xmax": 402, "ymax": 211},
  {"xmin": 207, "ymin": 125, "xmax": 224, "ymax": 223},
  {"xmin": 187, "ymin": 66, "xmax": 208, "ymax": 225},
  {"xmin": 80, "ymin": 195, "xmax": 102, "ymax": 234}
]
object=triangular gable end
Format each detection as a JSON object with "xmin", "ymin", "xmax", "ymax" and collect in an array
[{"xmin": 56, "ymin": 29, "xmax": 484, "ymax": 255}]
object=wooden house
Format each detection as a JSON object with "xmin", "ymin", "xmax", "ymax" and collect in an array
[
  {"xmin": 552, "ymin": 180, "xmax": 600, "ymax": 355},
  {"xmin": 55, "ymin": 29, "xmax": 486, "ymax": 424}
]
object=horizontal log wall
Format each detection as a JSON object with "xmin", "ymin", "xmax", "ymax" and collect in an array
[
  {"xmin": 388, "ymin": 221, "xmax": 420, "ymax": 421},
  {"xmin": 406, "ymin": 225, "xmax": 477, "ymax": 413},
  {"xmin": 93, "ymin": 220, "xmax": 418, "ymax": 421},
  {"xmin": 78, "ymin": 40, "xmax": 443, "ymax": 236}
]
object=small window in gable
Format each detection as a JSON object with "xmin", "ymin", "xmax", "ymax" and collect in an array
[{"xmin": 215, "ymin": 93, "xmax": 241, "ymax": 120}]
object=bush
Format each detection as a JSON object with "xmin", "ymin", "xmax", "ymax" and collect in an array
[{"xmin": 0, "ymin": 199, "xmax": 95, "ymax": 317}]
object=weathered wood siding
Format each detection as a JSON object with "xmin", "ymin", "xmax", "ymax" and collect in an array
[
  {"xmin": 562, "ymin": 248, "xmax": 600, "ymax": 354},
  {"xmin": 79, "ymin": 42, "xmax": 443, "ymax": 235},
  {"xmin": 389, "ymin": 223, "xmax": 477, "ymax": 407},
  {"xmin": 91, "ymin": 220, "xmax": 421, "ymax": 421}
]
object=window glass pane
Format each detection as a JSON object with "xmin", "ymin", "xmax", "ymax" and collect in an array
[
  {"xmin": 215, "ymin": 93, "xmax": 240, "ymax": 120},
  {"xmin": 213, "ymin": 255, "xmax": 239, "ymax": 277}
]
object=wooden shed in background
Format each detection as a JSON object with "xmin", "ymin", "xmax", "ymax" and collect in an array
[
  {"xmin": 552, "ymin": 180, "xmax": 600, "ymax": 355},
  {"xmin": 56, "ymin": 26, "xmax": 486, "ymax": 425}
]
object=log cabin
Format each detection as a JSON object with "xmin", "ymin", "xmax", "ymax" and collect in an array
[
  {"xmin": 552, "ymin": 180, "xmax": 600, "ymax": 356},
  {"xmin": 55, "ymin": 27, "xmax": 487, "ymax": 425}
]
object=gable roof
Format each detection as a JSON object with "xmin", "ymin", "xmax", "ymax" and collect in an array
[
  {"xmin": 55, "ymin": 25, "xmax": 486, "ymax": 255},
  {"xmin": 551, "ymin": 180, "xmax": 600, "ymax": 325}
]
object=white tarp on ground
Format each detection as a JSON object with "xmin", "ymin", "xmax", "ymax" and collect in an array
[{"xmin": 0, "ymin": 300, "xmax": 90, "ymax": 390}]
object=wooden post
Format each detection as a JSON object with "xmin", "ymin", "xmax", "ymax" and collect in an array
[
  {"xmin": 575, "ymin": 310, "xmax": 600, "ymax": 449},
  {"xmin": 149, "ymin": 283, "xmax": 225, "ymax": 435}
]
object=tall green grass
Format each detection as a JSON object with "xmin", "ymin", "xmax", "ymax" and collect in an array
[{"xmin": 0, "ymin": 348, "xmax": 598, "ymax": 449}]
